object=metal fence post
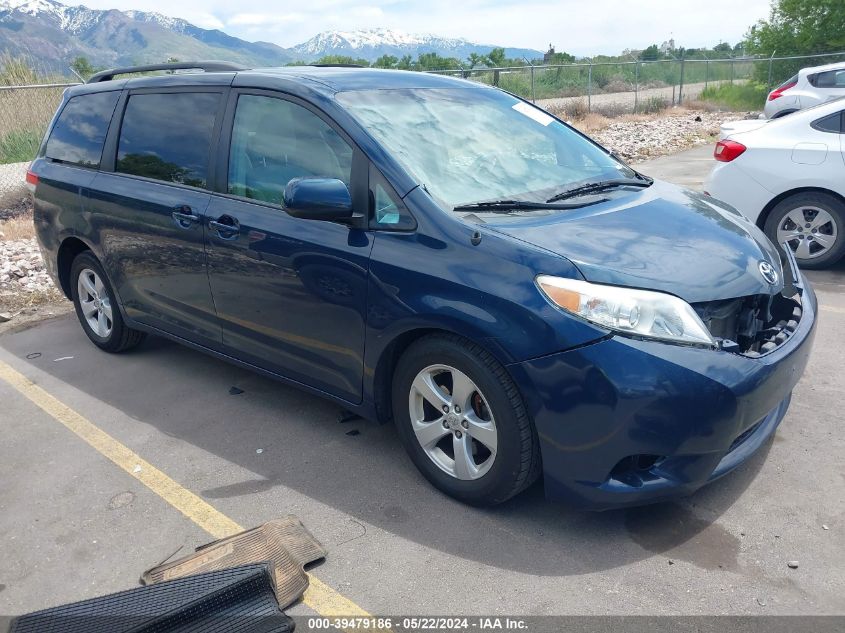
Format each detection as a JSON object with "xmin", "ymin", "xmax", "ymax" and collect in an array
[
  {"xmin": 730, "ymin": 57, "xmax": 734, "ymax": 84},
  {"xmin": 678, "ymin": 56, "xmax": 685, "ymax": 104},
  {"xmin": 705, "ymin": 59, "xmax": 709, "ymax": 90},
  {"xmin": 587, "ymin": 62, "xmax": 592, "ymax": 112},
  {"xmin": 530, "ymin": 63, "xmax": 536, "ymax": 103},
  {"xmin": 767, "ymin": 50, "xmax": 776, "ymax": 90},
  {"xmin": 634, "ymin": 61, "xmax": 640, "ymax": 112}
]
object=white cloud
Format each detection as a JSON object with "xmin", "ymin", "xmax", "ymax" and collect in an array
[
  {"xmin": 57, "ymin": 0, "xmax": 772, "ymax": 55},
  {"xmin": 227, "ymin": 12, "xmax": 306, "ymax": 27},
  {"xmin": 190, "ymin": 12, "xmax": 225, "ymax": 30}
]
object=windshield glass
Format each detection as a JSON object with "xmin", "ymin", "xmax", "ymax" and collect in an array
[{"xmin": 336, "ymin": 87, "xmax": 636, "ymax": 209}]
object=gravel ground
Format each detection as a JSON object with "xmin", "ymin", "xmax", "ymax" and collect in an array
[
  {"xmin": 0, "ymin": 237, "xmax": 63, "ymax": 316},
  {"xmin": 583, "ymin": 109, "xmax": 756, "ymax": 163},
  {"xmin": 0, "ymin": 161, "xmax": 29, "ymax": 210}
]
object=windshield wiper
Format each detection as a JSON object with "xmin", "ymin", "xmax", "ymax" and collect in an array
[
  {"xmin": 545, "ymin": 177, "xmax": 653, "ymax": 203},
  {"xmin": 453, "ymin": 197, "xmax": 608, "ymax": 213}
]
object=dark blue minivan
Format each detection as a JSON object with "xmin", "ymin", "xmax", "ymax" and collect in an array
[{"xmin": 29, "ymin": 62, "xmax": 816, "ymax": 509}]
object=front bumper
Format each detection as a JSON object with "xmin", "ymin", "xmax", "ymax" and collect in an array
[{"xmin": 509, "ymin": 278, "xmax": 817, "ymax": 510}]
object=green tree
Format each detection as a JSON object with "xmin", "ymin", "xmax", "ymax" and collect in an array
[
  {"xmin": 747, "ymin": 0, "xmax": 845, "ymax": 55},
  {"xmin": 466, "ymin": 52, "xmax": 486, "ymax": 69},
  {"xmin": 640, "ymin": 44, "xmax": 661, "ymax": 61},
  {"xmin": 713, "ymin": 42, "xmax": 732, "ymax": 53},
  {"xmin": 372, "ymin": 54, "xmax": 398, "ymax": 69},
  {"xmin": 486, "ymin": 47, "xmax": 507, "ymax": 67},
  {"xmin": 315, "ymin": 54, "xmax": 370, "ymax": 66},
  {"xmin": 416, "ymin": 52, "xmax": 460, "ymax": 70},
  {"xmin": 70, "ymin": 56, "xmax": 95, "ymax": 80},
  {"xmin": 547, "ymin": 51, "xmax": 575, "ymax": 64},
  {"xmin": 396, "ymin": 55, "xmax": 413, "ymax": 70},
  {"xmin": 746, "ymin": 0, "xmax": 845, "ymax": 81}
]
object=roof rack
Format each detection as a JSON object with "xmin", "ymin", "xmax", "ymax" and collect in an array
[{"xmin": 87, "ymin": 61, "xmax": 248, "ymax": 83}]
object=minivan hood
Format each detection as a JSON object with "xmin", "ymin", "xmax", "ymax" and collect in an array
[{"xmin": 483, "ymin": 181, "xmax": 784, "ymax": 304}]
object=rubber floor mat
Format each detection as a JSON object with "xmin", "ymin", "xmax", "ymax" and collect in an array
[
  {"xmin": 141, "ymin": 517, "xmax": 326, "ymax": 609},
  {"xmin": 9, "ymin": 563, "xmax": 293, "ymax": 633}
]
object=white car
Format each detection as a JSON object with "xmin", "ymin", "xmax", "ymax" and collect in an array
[
  {"xmin": 704, "ymin": 99, "xmax": 845, "ymax": 269},
  {"xmin": 764, "ymin": 61, "xmax": 845, "ymax": 119}
]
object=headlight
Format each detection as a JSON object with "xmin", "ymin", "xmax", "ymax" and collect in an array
[{"xmin": 536, "ymin": 275, "xmax": 715, "ymax": 346}]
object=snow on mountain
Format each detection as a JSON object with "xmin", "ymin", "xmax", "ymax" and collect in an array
[
  {"xmin": 0, "ymin": 2, "xmax": 541, "ymax": 71},
  {"xmin": 295, "ymin": 28, "xmax": 469, "ymax": 56},
  {"xmin": 293, "ymin": 28, "xmax": 541, "ymax": 62},
  {"xmin": 124, "ymin": 9, "xmax": 191, "ymax": 33}
]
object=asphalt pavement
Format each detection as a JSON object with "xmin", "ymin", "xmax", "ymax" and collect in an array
[{"xmin": 0, "ymin": 152, "xmax": 843, "ymax": 620}]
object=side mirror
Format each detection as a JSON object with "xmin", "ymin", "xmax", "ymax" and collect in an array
[{"xmin": 283, "ymin": 177, "xmax": 353, "ymax": 221}]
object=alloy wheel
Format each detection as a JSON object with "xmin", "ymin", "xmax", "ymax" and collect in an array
[
  {"xmin": 408, "ymin": 364, "xmax": 498, "ymax": 480},
  {"xmin": 776, "ymin": 205, "xmax": 838, "ymax": 260},
  {"xmin": 77, "ymin": 268, "xmax": 113, "ymax": 338}
]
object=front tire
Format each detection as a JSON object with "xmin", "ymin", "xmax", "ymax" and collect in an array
[
  {"xmin": 392, "ymin": 334, "xmax": 540, "ymax": 505},
  {"xmin": 764, "ymin": 192, "xmax": 845, "ymax": 269},
  {"xmin": 70, "ymin": 252, "xmax": 145, "ymax": 353}
]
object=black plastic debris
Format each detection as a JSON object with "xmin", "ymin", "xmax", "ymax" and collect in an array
[
  {"xmin": 345, "ymin": 429, "xmax": 361, "ymax": 436},
  {"xmin": 142, "ymin": 518, "xmax": 325, "ymax": 610},
  {"xmin": 10, "ymin": 563, "xmax": 294, "ymax": 633},
  {"xmin": 337, "ymin": 410, "xmax": 360, "ymax": 424},
  {"xmin": 229, "ymin": 387, "xmax": 245, "ymax": 395}
]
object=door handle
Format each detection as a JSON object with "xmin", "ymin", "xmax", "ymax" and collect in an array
[
  {"xmin": 209, "ymin": 215, "xmax": 240, "ymax": 239},
  {"xmin": 172, "ymin": 206, "xmax": 199, "ymax": 229}
]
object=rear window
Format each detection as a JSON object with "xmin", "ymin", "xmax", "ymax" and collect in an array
[
  {"xmin": 809, "ymin": 69, "xmax": 845, "ymax": 88},
  {"xmin": 44, "ymin": 91, "xmax": 120, "ymax": 167},
  {"xmin": 116, "ymin": 92, "xmax": 221, "ymax": 189}
]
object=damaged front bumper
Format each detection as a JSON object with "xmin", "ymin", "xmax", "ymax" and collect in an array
[{"xmin": 508, "ymin": 272, "xmax": 817, "ymax": 510}]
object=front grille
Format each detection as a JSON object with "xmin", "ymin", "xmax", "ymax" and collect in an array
[{"xmin": 693, "ymin": 291, "xmax": 802, "ymax": 357}]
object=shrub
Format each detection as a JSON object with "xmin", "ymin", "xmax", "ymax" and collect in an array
[
  {"xmin": 0, "ymin": 128, "xmax": 42, "ymax": 164},
  {"xmin": 634, "ymin": 96, "xmax": 669, "ymax": 114},
  {"xmin": 698, "ymin": 82, "xmax": 768, "ymax": 111}
]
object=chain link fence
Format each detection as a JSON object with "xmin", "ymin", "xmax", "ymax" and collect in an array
[
  {"xmin": 427, "ymin": 51, "xmax": 845, "ymax": 115},
  {"xmin": 0, "ymin": 82, "xmax": 74, "ymax": 209}
]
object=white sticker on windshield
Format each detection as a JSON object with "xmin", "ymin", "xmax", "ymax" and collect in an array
[{"xmin": 512, "ymin": 102, "xmax": 554, "ymax": 126}]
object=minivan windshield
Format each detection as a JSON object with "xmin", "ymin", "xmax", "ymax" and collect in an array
[{"xmin": 336, "ymin": 87, "xmax": 639, "ymax": 210}]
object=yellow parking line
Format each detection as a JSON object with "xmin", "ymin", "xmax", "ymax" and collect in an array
[{"xmin": 0, "ymin": 359, "xmax": 369, "ymax": 618}]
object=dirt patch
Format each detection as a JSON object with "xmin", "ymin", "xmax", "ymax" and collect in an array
[
  {"xmin": 0, "ymin": 299, "xmax": 71, "ymax": 335},
  {"xmin": 0, "ymin": 194, "xmax": 32, "ymax": 223}
]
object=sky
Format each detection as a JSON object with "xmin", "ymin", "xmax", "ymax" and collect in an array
[{"xmin": 67, "ymin": 0, "xmax": 774, "ymax": 55}]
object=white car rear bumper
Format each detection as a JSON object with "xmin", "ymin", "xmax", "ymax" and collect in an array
[{"xmin": 704, "ymin": 161, "xmax": 774, "ymax": 226}]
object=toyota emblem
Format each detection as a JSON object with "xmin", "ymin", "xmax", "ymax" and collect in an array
[{"xmin": 758, "ymin": 260, "xmax": 778, "ymax": 285}]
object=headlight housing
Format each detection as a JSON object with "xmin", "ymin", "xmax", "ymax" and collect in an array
[{"xmin": 536, "ymin": 275, "xmax": 715, "ymax": 346}]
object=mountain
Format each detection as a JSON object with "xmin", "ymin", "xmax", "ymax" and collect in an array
[
  {"xmin": 293, "ymin": 28, "xmax": 542, "ymax": 63},
  {"xmin": 0, "ymin": 0, "xmax": 293, "ymax": 72},
  {"xmin": 0, "ymin": 0, "xmax": 542, "ymax": 75}
]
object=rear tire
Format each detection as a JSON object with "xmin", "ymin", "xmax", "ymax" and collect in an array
[
  {"xmin": 764, "ymin": 192, "xmax": 845, "ymax": 269},
  {"xmin": 392, "ymin": 334, "xmax": 541, "ymax": 505},
  {"xmin": 70, "ymin": 252, "xmax": 145, "ymax": 353}
]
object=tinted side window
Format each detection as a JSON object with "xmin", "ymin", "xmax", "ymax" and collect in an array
[
  {"xmin": 810, "ymin": 70, "xmax": 845, "ymax": 88},
  {"xmin": 228, "ymin": 94, "xmax": 353, "ymax": 205},
  {"xmin": 812, "ymin": 111, "xmax": 844, "ymax": 133},
  {"xmin": 44, "ymin": 91, "xmax": 120, "ymax": 167},
  {"xmin": 116, "ymin": 92, "xmax": 220, "ymax": 188}
]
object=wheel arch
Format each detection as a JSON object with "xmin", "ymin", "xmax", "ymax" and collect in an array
[
  {"xmin": 756, "ymin": 186, "xmax": 845, "ymax": 231},
  {"xmin": 370, "ymin": 326, "xmax": 514, "ymax": 426},
  {"xmin": 56, "ymin": 236, "xmax": 93, "ymax": 299}
]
